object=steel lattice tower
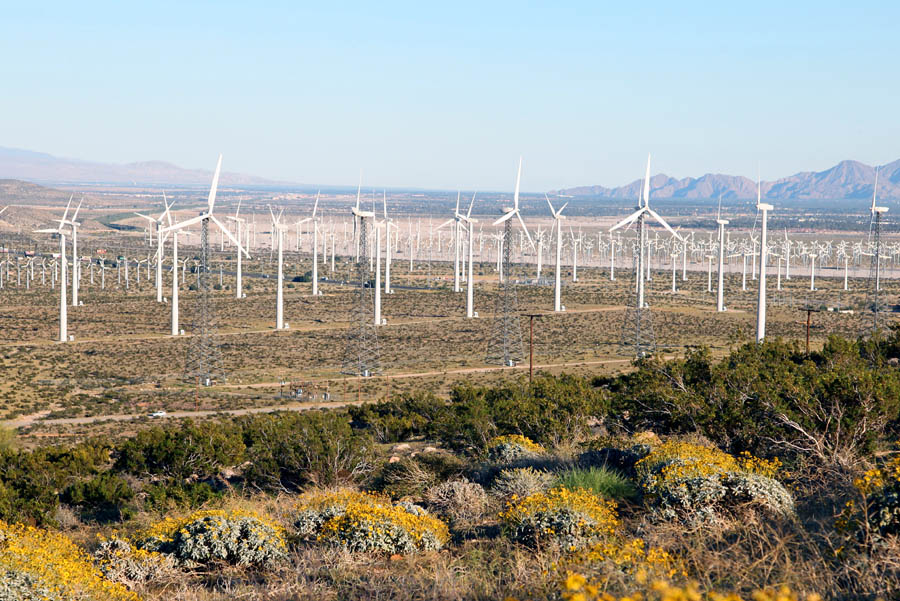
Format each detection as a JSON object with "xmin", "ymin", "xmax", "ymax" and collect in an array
[
  {"xmin": 341, "ymin": 216, "xmax": 381, "ymax": 376},
  {"xmin": 185, "ymin": 218, "xmax": 225, "ymax": 384},
  {"xmin": 485, "ymin": 218, "xmax": 524, "ymax": 365},
  {"xmin": 864, "ymin": 210, "xmax": 885, "ymax": 334},
  {"xmin": 621, "ymin": 229, "xmax": 657, "ymax": 357}
]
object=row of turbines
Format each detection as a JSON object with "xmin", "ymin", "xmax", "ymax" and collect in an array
[{"xmin": 13, "ymin": 154, "xmax": 892, "ymax": 356}]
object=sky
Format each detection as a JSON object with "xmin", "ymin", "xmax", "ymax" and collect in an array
[{"xmin": 1, "ymin": 1, "xmax": 898, "ymax": 191}]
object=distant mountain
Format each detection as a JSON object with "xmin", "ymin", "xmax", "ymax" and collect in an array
[
  {"xmin": 0, "ymin": 147, "xmax": 290, "ymax": 187},
  {"xmin": 556, "ymin": 159, "xmax": 900, "ymax": 201}
]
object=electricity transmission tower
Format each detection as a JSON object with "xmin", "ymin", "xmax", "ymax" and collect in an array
[
  {"xmin": 864, "ymin": 209, "xmax": 886, "ymax": 334},
  {"xmin": 485, "ymin": 218, "xmax": 524, "ymax": 365},
  {"xmin": 341, "ymin": 213, "xmax": 381, "ymax": 376},
  {"xmin": 864, "ymin": 171, "xmax": 889, "ymax": 336},
  {"xmin": 185, "ymin": 218, "xmax": 225, "ymax": 384},
  {"xmin": 620, "ymin": 234, "xmax": 657, "ymax": 357}
]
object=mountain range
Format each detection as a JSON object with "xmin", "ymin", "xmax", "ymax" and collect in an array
[
  {"xmin": 555, "ymin": 159, "xmax": 900, "ymax": 201},
  {"xmin": 0, "ymin": 147, "xmax": 286, "ymax": 187}
]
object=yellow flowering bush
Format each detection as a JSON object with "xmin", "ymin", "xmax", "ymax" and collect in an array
[
  {"xmin": 561, "ymin": 537, "xmax": 685, "ymax": 584},
  {"xmin": 293, "ymin": 488, "xmax": 449, "ymax": 553},
  {"xmin": 134, "ymin": 509, "xmax": 287, "ymax": 567},
  {"xmin": 500, "ymin": 486, "xmax": 620, "ymax": 550},
  {"xmin": 561, "ymin": 573, "xmax": 823, "ymax": 601},
  {"xmin": 0, "ymin": 520, "xmax": 139, "ymax": 601},
  {"xmin": 635, "ymin": 442, "xmax": 793, "ymax": 521},
  {"xmin": 841, "ymin": 454, "xmax": 900, "ymax": 536},
  {"xmin": 488, "ymin": 434, "xmax": 547, "ymax": 463}
]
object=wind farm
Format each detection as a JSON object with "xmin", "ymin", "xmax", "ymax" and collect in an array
[{"xmin": 3, "ymin": 3, "xmax": 900, "ymax": 600}]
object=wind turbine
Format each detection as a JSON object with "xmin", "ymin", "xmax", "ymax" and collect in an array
[
  {"xmin": 136, "ymin": 193, "xmax": 174, "ymax": 303},
  {"xmin": 460, "ymin": 192, "xmax": 478, "ymax": 318},
  {"xmin": 67, "ymin": 197, "xmax": 83, "ymax": 307},
  {"xmin": 492, "ymin": 157, "xmax": 534, "ymax": 282},
  {"xmin": 383, "ymin": 192, "xmax": 396, "ymax": 294},
  {"xmin": 610, "ymin": 154, "xmax": 682, "ymax": 311},
  {"xmin": 159, "ymin": 155, "xmax": 248, "ymax": 336},
  {"xmin": 269, "ymin": 205, "xmax": 290, "ymax": 330},
  {"xmin": 715, "ymin": 195, "xmax": 728, "ymax": 312},
  {"xmin": 34, "ymin": 197, "xmax": 74, "ymax": 342},
  {"xmin": 546, "ymin": 193, "xmax": 568, "ymax": 312},
  {"xmin": 224, "ymin": 199, "xmax": 246, "ymax": 299},
  {"xmin": 755, "ymin": 169, "xmax": 773, "ymax": 342}
]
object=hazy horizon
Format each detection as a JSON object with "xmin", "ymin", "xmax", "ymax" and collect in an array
[{"xmin": 2, "ymin": 2, "xmax": 898, "ymax": 190}]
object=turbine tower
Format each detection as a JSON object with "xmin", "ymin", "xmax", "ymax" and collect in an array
[
  {"xmin": 486, "ymin": 157, "xmax": 533, "ymax": 366},
  {"xmin": 34, "ymin": 196, "xmax": 74, "ymax": 342},
  {"xmin": 224, "ymin": 199, "xmax": 246, "ymax": 299},
  {"xmin": 755, "ymin": 172, "xmax": 773, "ymax": 342},
  {"xmin": 545, "ymin": 194, "xmax": 568, "ymax": 312},
  {"xmin": 461, "ymin": 193, "xmax": 478, "ymax": 318},
  {"xmin": 715, "ymin": 196, "xmax": 728, "ymax": 312}
]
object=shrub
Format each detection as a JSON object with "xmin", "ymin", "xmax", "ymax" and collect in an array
[
  {"xmin": 0, "ymin": 520, "xmax": 139, "ymax": 601},
  {"xmin": 377, "ymin": 457, "xmax": 437, "ymax": 497},
  {"xmin": 842, "ymin": 454, "xmax": 900, "ymax": 537},
  {"xmin": 293, "ymin": 489, "xmax": 449, "ymax": 553},
  {"xmin": 93, "ymin": 537, "xmax": 177, "ymax": 586},
  {"xmin": 500, "ymin": 487, "xmax": 620, "ymax": 550},
  {"xmin": 491, "ymin": 466, "xmax": 556, "ymax": 501},
  {"xmin": 241, "ymin": 411, "xmax": 373, "ymax": 491},
  {"xmin": 634, "ymin": 441, "xmax": 794, "ymax": 522},
  {"xmin": 555, "ymin": 467, "xmax": 637, "ymax": 502},
  {"xmin": 487, "ymin": 434, "xmax": 546, "ymax": 463},
  {"xmin": 348, "ymin": 392, "xmax": 447, "ymax": 443},
  {"xmin": 293, "ymin": 489, "xmax": 389, "ymax": 540},
  {"xmin": 435, "ymin": 375, "xmax": 608, "ymax": 452},
  {"xmin": 318, "ymin": 501, "xmax": 449, "ymax": 553},
  {"xmin": 61, "ymin": 473, "xmax": 134, "ymax": 521},
  {"xmin": 424, "ymin": 478, "xmax": 489, "ymax": 525},
  {"xmin": 115, "ymin": 420, "xmax": 244, "ymax": 480},
  {"xmin": 134, "ymin": 509, "xmax": 287, "ymax": 568}
]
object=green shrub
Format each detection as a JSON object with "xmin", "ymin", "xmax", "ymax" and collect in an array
[
  {"xmin": 348, "ymin": 392, "xmax": 447, "ymax": 443},
  {"xmin": 61, "ymin": 473, "xmax": 134, "ymax": 521},
  {"xmin": 115, "ymin": 420, "xmax": 244, "ymax": 480},
  {"xmin": 241, "ymin": 411, "xmax": 373, "ymax": 491}
]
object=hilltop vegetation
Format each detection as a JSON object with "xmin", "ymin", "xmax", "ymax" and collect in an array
[{"xmin": 4, "ymin": 330, "xmax": 900, "ymax": 599}]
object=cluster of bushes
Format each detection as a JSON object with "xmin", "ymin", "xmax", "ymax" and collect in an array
[{"xmin": 0, "ymin": 411, "xmax": 372, "ymax": 526}]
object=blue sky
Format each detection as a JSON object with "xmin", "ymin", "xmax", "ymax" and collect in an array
[{"xmin": 1, "ymin": 1, "xmax": 897, "ymax": 190}]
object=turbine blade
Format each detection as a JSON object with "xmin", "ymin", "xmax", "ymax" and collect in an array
[
  {"xmin": 646, "ymin": 208, "xmax": 682, "ymax": 240},
  {"xmin": 492, "ymin": 211, "xmax": 515, "ymax": 226},
  {"xmin": 643, "ymin": 153, "xmax": 651, "ymax": 206},
  {"xmin": 513, "ymin": 156, "xmax": 522, "ymax": 210},
  {"xmin": 516, "ymin": 211, "xmax": 534, "ymax": 248},
  {"xmin": 609, "ymin": 207, "xmax": 645, "ymax": 232},
  {"xmin": 467, "ymin": 192, "xmax": 476, "ymax": 219},
  {"xmin": 207, "ymin": 154, "xmax": 223, "ymax": 213},
  {"xmin": 313, "ymin": 192, "xmax": 319, "ymax": 219},
  {"xmin": 545, "ymin": 193, "xmax": 557, "ymax": 218},
  {"xmin": 211, "ymin": 215, "xmax": 250, "ymax": 258}
]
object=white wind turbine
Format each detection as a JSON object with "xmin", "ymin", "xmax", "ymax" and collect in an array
[
  {"xmin": 159, "ymin": 155, "xmax": 248, "ymax": 336},
  {"xmin": 135, "ymin": 193, "xmax": 174, "ymax": 303},
  {"xmin": 67, "ymin": 197, "xmax": 84, "ymax": 307},
  {"xmin": 459, "ymin": 192, "xmax": 478, "ymax": 318},
  {"xmin": 269, "ymin": 205, "xmax": 291, "ymax": 330},
  {"xmin": 34, "ymin": 197, "xmax": 75, "ymax": 342},
  {"xmin": 609, "ymin": 154, "xmax": 682, "ymax": 310},
  {"xmin": 715, "ymin": 195, "xmax": 728, "ymax": 312},
  {"xmin": 545, "ymin": 193, "xmax": 568, "ymax": 312},
  {"xmin": 492, "ymin": 156, "xmax": 534, "ymax": 282},
  {"xmin": 224, "ymin": 199, "xmax": 247, "ymax": 299},
  {"xmin": 383, "ymin": 192, "xmax": 397, "ymax": 294},
  {"xmin": 755, "ymin": 169, "xmax": 773, "ymax": 342}
]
